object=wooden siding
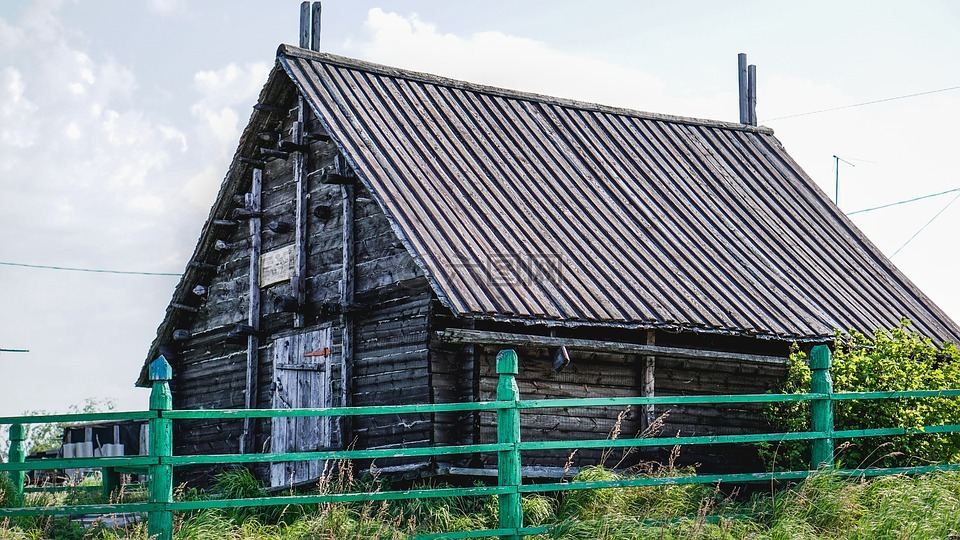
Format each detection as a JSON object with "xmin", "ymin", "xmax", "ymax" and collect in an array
[
  {"xmin": 467, "ymin": 337, "xmax": 787, "ymax": 471},
  {"xmin": 168, "ymin": 81, "xmax": 433, "ymax": 482}
]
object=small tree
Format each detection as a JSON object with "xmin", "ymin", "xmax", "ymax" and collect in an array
[{"xmin": 762, "ymin": 322, "xmax": 960, "ymax": 470}]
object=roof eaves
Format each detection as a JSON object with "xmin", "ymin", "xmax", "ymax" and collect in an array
[{"xmin": 465, "ymin": 312, "xmax": 835, "ymax": 343}]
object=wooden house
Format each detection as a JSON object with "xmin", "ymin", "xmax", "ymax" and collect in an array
[{"xmin": 137, "ymin": 44, "xmax": 960, "ymax": 486}]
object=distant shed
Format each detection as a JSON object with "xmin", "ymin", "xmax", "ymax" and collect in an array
[{"xmin": 137, "ymin": 45, "xmax": 960, "ymax": 486}]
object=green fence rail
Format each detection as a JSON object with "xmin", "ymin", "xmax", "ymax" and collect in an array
[{"xmin": 3, "ymin": 345, "xmax": 960, "ymax": 539}]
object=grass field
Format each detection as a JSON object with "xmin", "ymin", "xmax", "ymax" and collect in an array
[{"xmin": 3, "ymin": 464, "xmax": 960, "ymax": 539}]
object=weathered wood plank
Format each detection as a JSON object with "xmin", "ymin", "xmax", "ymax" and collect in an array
[
  {"xmin": 291, "ymin": 115, "xmax": 307, "ymax": 328},
  {"xmin": 439, "ymin": 329, "xmax": 788, "ymax": 365},
  {"xmin": 241, "ymin": 167, "xmax": 263, "ymax": 454}
]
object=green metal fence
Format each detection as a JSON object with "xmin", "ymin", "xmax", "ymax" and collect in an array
[{"xmin": 3, "ymin": 345, "xmax": 960, "ymax": 539}]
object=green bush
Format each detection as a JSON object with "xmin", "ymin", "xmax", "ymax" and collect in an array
[
  {"xmin": 0, "ymin": 473, "xmax": 16, "ymax": 508},
  {"xmin": 762, "ymin": 322, "xmax": 960, "ymax": 470}
]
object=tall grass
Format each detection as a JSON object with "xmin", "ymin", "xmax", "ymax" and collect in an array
[{"xmin": 4, "ymin": 466, "xmax": 960, "ymax": 539}]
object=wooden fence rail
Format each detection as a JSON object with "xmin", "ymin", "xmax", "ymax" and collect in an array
[{"xmin": 3, "ymin": 346, "xmax": 960, "ymax": 539}]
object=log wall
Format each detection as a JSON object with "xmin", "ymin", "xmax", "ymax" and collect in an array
[
  {"xmin": 169, "ymin": 81, "xmax": 433, "ymax": 480},
  {"xmin": 461, "ymin": 333, "xmax": 788, "ymax": 472}
]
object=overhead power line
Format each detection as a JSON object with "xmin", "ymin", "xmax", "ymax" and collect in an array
[
  {"xmin": 890, "ymin": 191, "xmax": 960, "ymax": 258},
  {"xmin": 763, "ymin": 84, "xmax": 960, "ymax": 122},
  {"xmin": 846, "ymin": 187, "xmax": 960, "ymax": 216},
  {"xmin": 0, "ymin": 261, "xmax": 182, "ymax": 277}
]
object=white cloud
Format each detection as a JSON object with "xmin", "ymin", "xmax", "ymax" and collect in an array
[
  {"xmin": 193, "ymin": 62, "xmax": 270, "ymax": 104},
  {"xmin": 183, "ymin": 165, "xmax": 224, "ymax": 207},
  {"xmin": 65, "ymin": 121, "xmax": 81, "ymax": 139},
  {"xmin": 190, "ymin": 104, "xmax": 241, "ymax": 144},
  {"xmin": 0, "ymin": 16, "xmax": 25, "ymax": 50},
  {"xmin": 149, "ymin": 0, "xmax": 187, "ymax": 15},
  {"xmin": 159, "ymin": 125, "xmax": 188, "ymax": 152},
  {"xmin": 190, "ymin": 61, "xmax": 269, "ymax": 157},
  {"xmin": 0, "ymin": 2, "xmax": 225, "ymax": 414},
  {"xmin": 350, "ymin": 8, "xmax": 668, "ymax": 113},
  {"xmin": 0, "ymin": 67, "xmax": 38, "ymax": 148}
]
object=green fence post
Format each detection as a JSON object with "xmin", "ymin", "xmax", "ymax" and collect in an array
[
  {"xmin": 496, "ymin": 349, "xmax": 522, "ymax": 540},
  {"xmin": 101, "ymin": 467, "xmax": 120, "ymax": 501},
  {"xmin": 9, "ymin": 423, "xmax": 25, "ymax": 499},
  {"xmin": 148, "ymin": 356, "xmax": 174, "ymax": 540},
  {"xmin": 810, "ymin": 344, "xmax": 834, "ymax": 469}
]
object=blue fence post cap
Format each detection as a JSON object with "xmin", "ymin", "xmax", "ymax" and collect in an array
[{"xmin": 149, "ymin": 355, "xmax": 174, "ymax": 381}]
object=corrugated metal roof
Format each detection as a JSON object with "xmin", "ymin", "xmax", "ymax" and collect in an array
[{"xmin": 279, "ymin": 45, "xmax": 960, "ymax": 344}]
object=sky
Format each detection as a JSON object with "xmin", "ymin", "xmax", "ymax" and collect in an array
[{"xmin": 0, "ymin": 0, "xmax": 958, "ymax": 416}]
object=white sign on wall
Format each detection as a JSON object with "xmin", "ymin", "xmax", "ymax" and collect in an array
[{"xmin": 259, "ymin": 245, "xmax": 296, "ymax": 288}]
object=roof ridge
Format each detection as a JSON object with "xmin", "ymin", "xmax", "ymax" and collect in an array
[{"xmin": 277, "ymin": 44, "xmax": 775, "ymax": 135}]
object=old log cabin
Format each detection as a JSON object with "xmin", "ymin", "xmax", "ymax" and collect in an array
[{"xmin": 136, "ymin": 45, "xmax": 960, "ymax": 486}]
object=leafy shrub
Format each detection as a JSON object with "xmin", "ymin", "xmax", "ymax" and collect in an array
[
  {"xmin": 762, "ymin": 322, "xmax": 960, "ymax": 470},
  {"xmin": 0, "ymin": 473, "xmax": 16, "ymax": 508}
]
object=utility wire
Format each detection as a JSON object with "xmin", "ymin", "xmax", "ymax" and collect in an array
[
  {"xmin": 846, "ymin": 187, "xmax": 960, "ymax": 216},
  {"xmin": 890, "ymin": 191, "xmax": 960, "ymax": 258},
  {"xmin": 763, "ymin": 85, "xmax": 960, "ymax": 122},
  {"xmin": 0, "ymin": 261, "xmax": 182, "ymax": 277}
]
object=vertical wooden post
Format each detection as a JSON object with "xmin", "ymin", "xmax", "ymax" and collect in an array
[
  {"xmin": 148, "ymin": 356, "xmax": 174, "ymax": 540},
  {"xmin": 496, "ymin": 349, "xmax": 522, "ymax": 540},
  {"xmin": 642, "ymin": 329, "xmax": 656, "ymax": 430},
  {"xmin": 242, "ymin": 167, "xmax": 262, "ymax": 455},
  {"xmin": 8, "ymin": 423, "xmax": 25, "ymax": 499},
  {"xmin": 310, "ymin": 1, "xmax": 322, "ymax": 52},
  {"xmin": 339, "ymin": 155, "xmax": 355, "ymax": 442},
  {"xmin": 738, "ymin": 53, "xmax": 749, "ymax": 124},
  {"xmin": 298, "ymin": 2, "xmax": 310, "ymax": 48},
  {"xmin": 293, "ymin": 118, "xmax": 308, "ymax": 329},
  {"xmin": 810, "ymin": 344, "xmax": 834, "ymax": 469},
  {"xmin": 101, "ymin": 467, "xmax": 120, "ymax": 501}
]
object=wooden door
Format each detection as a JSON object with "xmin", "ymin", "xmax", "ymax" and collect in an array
[{"xmin": 270, "ymin": 326, "xmax": 333, "ymax": 487}]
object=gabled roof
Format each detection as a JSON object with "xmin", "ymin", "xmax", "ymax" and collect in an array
[
  {"xmin": 141, "ymin": 45, "xmax": 960, "ymax": 385},
  {"xmin": 277, "ymin": 45, "xmax": 960, "ymax": 344}
]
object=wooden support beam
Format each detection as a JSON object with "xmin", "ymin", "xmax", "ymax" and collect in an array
[
  {"xmin": 340, "ymin": 154, "xmax": 356, "ymax": 442},
  {"xmin": 292, "ymin": 115, "xmax": 308, "ymax": 328},
  {"xmin": 434, "ymin": 328, "xmax": 788, "ymax": 365},
  {"xmin": 232, "ymin": 208, "xmax": 263, "ymax": 220},
  {"xmin": 171, "ymin": 303, "xmax": 199, "ymax": 314},
  {"xmin": 260, "ymin": 148, "xmax": 291, "ymax": 160},
  {"xmin": 267, "ymin": 219, "xmax": 293, "ymax": 234},
  {"xmin": 238, "ymin": 157, "xmax": 267, "ymax": 168},
  {"xmin": 642, "ymin": 329, "xmax": 656, "ymax": 431},
  {"xmin": 320, "ymin": 172, "xmax": 354, "ymax": 185},
  {"xmin": 241, "ymin": 167, "xmax": 263, "ymax": 455},
  {"xmin": 304, "ymin": 131, "xmax": 331, "ymax": 142},
  {"xmin": 278, "ymin": 140, "xmax": 309, "ymax": 153},
  {"xmin": 187, "ymin": 261, "xmax": 215, "ymax": 272}
]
